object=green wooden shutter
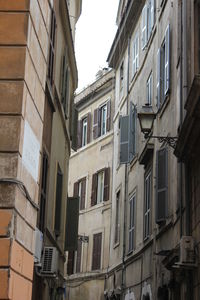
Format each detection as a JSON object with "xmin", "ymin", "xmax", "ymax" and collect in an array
[
  {"xmin": 92, "ymin": 233, "xmax": 102, "ymax": 270},
  {"xmin": 93, "ymin": 109, "xmax": 99, "ymax": 139},
  {"xmin": 65, "ymin": 196, "xmax": 79, "ymax": 251},
  {"xmin": 77, "ymin": 120, "xmax": 82, "ymax": 149},
  {"xmin": 103, "ymin": 167, "xmax": 110, "ymax": 201},
  {"xmin": 54, "ymin": 166, "xmax": 63, "ymax": 236},
  {"xmin": 87, "ymin": 113, "xmax": 91, "ymax": 144},
  {"xmin": 106, "ymin": 100, "xmax": 111, "ymax": 132},
  {"xmin": 120, "ymin": 115, "xmax": 129, "ymax": 164},
  {"xmin": 67, "ymin": 251, "xmax": 75, "ymax": 275},
  {"xmin": 91, "ymin": 173, "xmax": 97, "ymax": 206},
  {"xmin": 71, "ymin": 105, "xmax": 78, "ymax": 151},
  {"xmin": 80, "ymin": 178, "xmax": 86, "ymax": 210},
  {"xmin": 156, "ymin": 148, "xmax": 168, "ymax": 223}
]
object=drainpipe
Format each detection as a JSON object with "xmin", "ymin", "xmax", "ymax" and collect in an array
[{"xmin": 122, "ymin": 36, "xmax": 131, "ymax": 295}]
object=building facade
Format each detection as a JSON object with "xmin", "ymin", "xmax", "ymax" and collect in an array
[
  {"xmin": 66, "ymin": 69, "xmax": 115, "ymax": 300},
  {"xmin": 0, "ymin": 0, "xmax": 81, "ymax": 299}
]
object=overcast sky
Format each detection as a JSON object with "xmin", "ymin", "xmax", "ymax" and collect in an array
[{"xmin": 75, "ymin": 0, "xmax": 119, "ymax": 91}]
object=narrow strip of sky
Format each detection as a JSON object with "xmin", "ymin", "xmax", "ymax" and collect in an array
[{"xmin": 75, "ymin": 0, "xmax": 119, "ymax": 91}]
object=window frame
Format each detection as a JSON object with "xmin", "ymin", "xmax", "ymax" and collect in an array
[{"xmin": 128, "ymin": 193, "xmax": 136, "ymax": 253}]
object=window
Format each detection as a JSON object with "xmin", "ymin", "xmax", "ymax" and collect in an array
[
  {"xmin": 91, "ymin": 168, "xmax": 110, "ymax": 206},
  {"xmin": 146, "ymin": 72, "xmax": 152, "ymax": 105},
  {"xmin": 77, "ymin": 113, "xmax": 91, "ymax": 149},
  {"xmin": 39, "ymin": 152, "xmax": 48, "ymax": 232},
  {"xmin": 92, "ymin": 233, "xmax": 102, "ymax": 270},
  {"xmin": 120, "ymin": 102, "xmax": 137, "ymax": 164},
  {"xmin": 132, "ymin": 33, "xmax": 139, "ymax": 78},
  {"xmin": 114, "ymin": 191, "xmax": 120, "ymax": 244},
  {"xmin": 156, "ymin": 148, "xmax": 168, "ymax": 224},
  {"xmin": 100, "ymin": 104, "xmax": 107, "ymax": 136},
  {"xmin": 48, "ymin": 8, "xmax": 56, "ymax": 86},
  {"xmin": 157, "ymin": 25, "xmax": 170, "ymax": 108},
  {"xmin": 128, "ymin": 194, "xmax": 136, "ymax": 252},
  {"xmin": 82, "ymin": 117, "xmax": 88, "ymax": 147},
  {"xmin": 74, "ymin": 177, "xmax": 86, "ymax": 210},
  {"xmin": 54, "ymin": 164, "xmax": 63, "ymax": 236},
  {"xmin": 141, "ymin": 0, "xmax": 155, "ymax": 50},
  {"xmin": 93, "ymin": 100, "xmax": 111, "ymax": 139},
  {"xmin": 144, "ymin": 169, "xmax": 152, "ymax": 239}
]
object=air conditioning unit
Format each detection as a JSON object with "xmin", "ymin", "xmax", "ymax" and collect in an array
[
  {"xmin": 41, "ymin": 247, "xmax": 58, "ymax": 274},
  {"xmin": 180, "ymin": 236, "xmax": 195, "ymax": 264},
  {"xmin": 34, "ymin": 228, "xmax": 43, "ymax": 263}
]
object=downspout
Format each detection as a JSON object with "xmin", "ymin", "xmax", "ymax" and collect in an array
[{"xmin": 122, "ymin": 36, "xmax": 131, "ymax": 295}]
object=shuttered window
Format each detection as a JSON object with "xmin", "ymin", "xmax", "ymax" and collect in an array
[
  {"xmin": 54, "ymin": 165, "xmax": 63, "ymax": 236},
  {"xmin": 65, "ymin": 197, "xmax": 79, "ymax": 251},
  {"xmin": 91, "ymin": 167, "xmax": 110, "ymax": 206},
  {"xmin": 156, "ymin": 148, "xmax": 168, "ymax": 223},
  {"xmin": 128, "ymin": 194, "xmax": 136, "ymax": 252},
  {"xmin": 142, "ymin": 0, "xmax": 155, "ymax": 50},
  {"xmin": 93, "ymin": 100, "xmax": 111, "ymax": 140},
  {"xmin": 141, "ymin": 5, "xmax": 148, "ymax": 49},
  {"xmin": 92, "ymin": 233, "xmax": 102, "ymax": 270},
  {"xmin": 120, "ymin": 103, "xmax": 137, "ymax": 164},
  {"xmin": 77, "ymin": 113, "xmax": 91, "ymax": 149},
  {"xmin": 157, "ymin": 25, "xmax": 171, "ymax": 108},
  {"xmin": 39, "ymin": 152, "xmax": 48, "ymax": 232},
  {"xmin": 48, "ymin": 8, "xmax": 56, "ymax": 86},
  {"xmin": 144, "ymin": 169, "xmax": 152, "ymax": 239},
  {"xmin": 74, "ymin": 177, "xmax": 86, "ymax": 210}
]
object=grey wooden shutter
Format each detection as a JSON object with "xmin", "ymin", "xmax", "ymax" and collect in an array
[
  {"xmin": 65, "ymin": 196, "xmax": 79, "ymax": 251},
  {"xmin": 106, "ymin": 100, "xmax": 111, "ymax": 132},
  {"xmin": 157, "ymin": 48, "xmax": 161, "ymax": 108},
  {"xmin": 77, "ymin": 120, "xmax": 82, "ymax": 149},
  {"xmin": 156, "ymin": 148, "xmax": 168, "ymax": 223},
  {"xmin": 93, "ymin": 109, "xmax": 99, "ymax": 139},
  {"xmin": 80, "ymin": 178, "xmax": 86, "ymax": 210},
  {"xmin": 92, "ymin": 233, "xmax": 102, "ymax": 270},
  {"xmin": 129, "ymin": 103, "xmax": 136, "ymax": 162},
  {"xmin": 71, "ymin": 105, "xmax": 78, "ymax": 151},
  {"xmin": 103, "ymin": 167, "xmax": 110, "ymax": 202},
  {"xmin": 87, "ymin": 113, "xmax": 91, "ymax": 144},
  {"xmin": 67, "ymin": 251, "xmax": 75, "ymax": 275},
  {"xmin": 54, "ymin": 166, "xmax": 63, "ymax": 236},
  {"xmin": 120, "ymin": 115, "xmax": 129, "ymax": 164},
  {"xmin": 76, "ymin": 239, "xmax": 82, "ymax": 273},
  {"xmin": 164, "ymin": 24, "xmax": 170, "ymax": 95},
  {"xmin": 91, "ymin": 173, "xmax": 97, "ymax": 206}
]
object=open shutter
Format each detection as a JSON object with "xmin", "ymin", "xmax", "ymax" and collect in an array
[
  {"xmin": 54, "ymin": 166, "xmax": 63, "ymax": 236},
  {"xmin": 77, "ymin": 120, "xmax": 82, "ymax": 149},
  {"xmin": 129, "ymin": 103, "xmax": 136, "ymax": 162},
  {"xmin": 65, "ymin": 196, "xmax": 79, "ymax": 251},
  {"xmin": 80, "ymin": 178, "xmax": 86, "ymax": 210},
  {"xmin": 164, "ymin": 24, "xmax": 170, "ymax": 95},
  {"xmin": 67, "ymin": 251, "xmax": 75, "ymax": 275},
  {"xmin": 87, "ymin": 113, "xmax": 91, "ymax": 144},
  {"xmin": 106, "ymin": 100, "xmax": 111, "ymax": 132},
  {"xmin": 103, "ymin": 167, "xmax": 110, "ymax": 202},
  {"xmin": 120, "ymin": 115, "xmax": 129, "ymax": 164},
  {"xmin": 157, "ymin": 48, "xmax": 161, "ymax": 108},
  {"xmin": 91, "ymin": 173, "xmax": 97, "ymax": 206},
  {"xmin": 156, "ymin": 148, "xmax": 168, "ymax": 223},
  {"xmin": 73, "ymin": 181, "xmax": 79, "ymax": 197},
  {"xmin": 93, "ymin": 109, "xmax": 99, "ymax": 139},
  {"xmin": 141, "ymin": 5, "xmax": 147, "ymax": 49},
  {"xmin": 71, "ymin": 105, "xmax": 78, "ymax": 151}
]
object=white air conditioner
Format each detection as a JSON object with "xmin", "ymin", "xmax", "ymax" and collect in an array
[
  {"xmin": 41, "ymin": 247, "xmax": 58, "ymax": 274},
  {"xmin": 180, "ymin": 236, "xmax": 195, "ymax": 264},
  {"xmin": 34, "ymin": 228, "xmax": 43, "ymax": 263}
]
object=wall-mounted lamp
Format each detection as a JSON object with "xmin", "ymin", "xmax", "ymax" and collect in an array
[{"xmin": 138, "ymin": 105, "xmax": 178, "ymax": 149}]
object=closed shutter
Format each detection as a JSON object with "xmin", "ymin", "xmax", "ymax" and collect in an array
[
  {"xmin": 92, "ymin": 233, "xmax": 102, "ymax": 270},
  {"xmin": 129, "ymin": 103, "xmax": 136, "ymax": 162},
  {"xmin": 67, "ymin": 251, "xmax": 75, "ymax": 275},
  {"xmin": 54, "ymin": 166, "xmax": 63, "ymax": 236},
  {"xmin": 156, "ymin": 148, "xmax": 168, "ymax": 223},
  {"xmin": 93, "ymin": 109, "xmax": 99, "ymax": 139},
  {"xmin": 87, "ymin": 113, "xmax": 91, "ymax": 144},
  {"xmin": 65, "ymin": 196, "xmax": 79, "ymax": 251},
  {"xmin": 73, "ymin": 181, "xmax": 79, "ymax": 197},
  {"xmin": 120, "ymin": 115, "xmax": 129, "ymax": 164},
  {"xmin": 91, "ymin": 173, "xmax": 97, "ymax": 206},
  {"xmin": 103, "ymin": 167, "xmax": 110, "ymax": 202},
  {"xmin": 157, "ymin": 48, "xmax": 161, "ymax": 108},
  {"xmin": 77, "ymin": 120, "xmax": 82, "ymax": 149},
  {"xmin": 80, "ymin": 178, "xmax": 86, "ymax": 210},
  {"xmin": 141, "ymin": 5, "xmax": 147, "ymax": 49},
  {"xmin": 106, "ymin": 100, "xmax": 111, "ymax": 132},
  {"xmin": 76, "ymin": 239, "xmax": 82, "ymax": 273},
  {"xmin": 164, "ymin": 24, "xmax": 170, "ymax": 95}
]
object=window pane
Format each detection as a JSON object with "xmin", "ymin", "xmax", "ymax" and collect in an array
[
  {"xmin": 97, "ymin": 171, "xmax": 104, "ymax": 203},
  {"xmin": 100, "ymin": 105, "xmax": 107, "ymax": 135},
  {"xmin": 82, "ymin": 118, "xmax": 87, "ymax": 146}
]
